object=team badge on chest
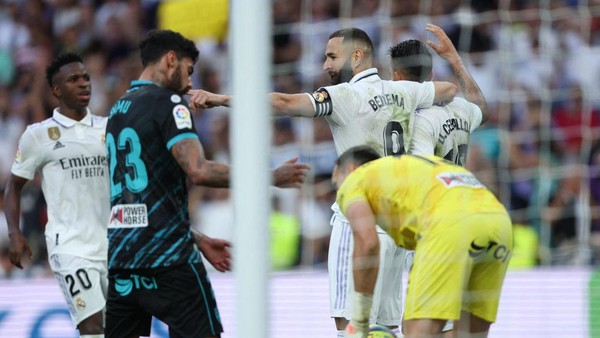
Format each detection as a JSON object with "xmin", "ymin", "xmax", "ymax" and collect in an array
[{"xmin": 48, "ymin": 127, "xmax": 61, "ymax": 140}]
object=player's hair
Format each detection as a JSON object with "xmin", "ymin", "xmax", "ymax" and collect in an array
[
  {"xmin": 388, "ymin": 40, "xmax": 432, "ymax": 82},
  {"xmin": 335, "ymin": 146, "xmax": 381, "ymax": 168},
  {"xmin": 329, "ymin": 28, "xmax": 374, "ymax": 58},
  {"xmin": 139, "ymin": 29, "xmax": 199, "ymax": 68},
  {"xmin": 45, "ymin": 52, "xmax": 83, "ymax": 87}
]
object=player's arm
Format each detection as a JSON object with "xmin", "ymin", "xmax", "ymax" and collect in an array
[
  {"xmin": 4, "ymin": 174, "xmax": 32, "ymax": 269},
  {"xmin": 426, "ymin": 23, "xmax": 489, "ymax": 123},
  {"xmin": 344, "ymin": 200, "xmax": 379, "ymax": 337},
  {"xmin": 171, "ymin": 139, "xmax": 309, "ymax": 188},
  {"xmin": 432, "ymin": 81, "xmax": 458, "ymax": 104},
  {"xmin": 270, "ymin": 92, "xmax": 317, "ymax": 117},
  {"xmin": 187, "ymin": 89, "xmax": 319, "ymax": 118}
]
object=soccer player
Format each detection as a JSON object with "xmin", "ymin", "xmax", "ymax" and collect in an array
[
  {"xmin": 4, "ymin": 53, "xmax": 108, "ymax": 337},
  {"xmin": 391, "ymin": 23, "xmax": 488, "ymax": 164},
  {"xmin": 389, "ymin": 24, "xmax": 489, "ymax": 335},
  {"xmin": 191, "ymin": 27, "xmax": 458, "ymax": 337},
  {"xmin": 333, "ymin": 146, "xmax": 512, "ymax": 338},
  {"xmin": 104, "ymin": 30, "xmax": 308, "ymax": 338}
]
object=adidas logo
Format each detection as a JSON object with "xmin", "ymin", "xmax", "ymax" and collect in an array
[{"xmin": 53, "ymin": 141, "xmax": 65, "ymax": 150}]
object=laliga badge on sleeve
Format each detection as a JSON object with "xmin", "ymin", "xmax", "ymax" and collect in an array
[{"xmin": 173, "ymin": 104, "xmax": 192, "ymax": 129}]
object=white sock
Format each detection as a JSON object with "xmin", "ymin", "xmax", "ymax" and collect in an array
[
  {"xmin": 81, "ymin": 335, "xmax": 104, "ymax": 338},
  {"xmin": 391, "ymin": 327, "xmax": 403, "ymax": 338},
  {"xmin": 337, "ymin": 329, "xmax": 345, "ymax": 338}
]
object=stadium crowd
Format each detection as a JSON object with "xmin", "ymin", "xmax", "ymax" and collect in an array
[{"xmin": 1, "ymin": 0, "xmax": 600, "ymax": 279}]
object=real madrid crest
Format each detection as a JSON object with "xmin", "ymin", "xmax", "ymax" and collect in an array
[
  {"xmin": 312, "ymin": 90, "xmax": 328, "ymax": 103},
  {"xmin": 76, "ymin": 297, "xmax": 86, "ymax": 310},
  {"xmin": 47, "ymin": 127, "xmax": 61, "ymax": 141}
]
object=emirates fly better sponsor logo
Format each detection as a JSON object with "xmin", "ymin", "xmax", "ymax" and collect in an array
[{"xmin": 108, "ymin": 204, "xmax": 149, "ymax": 229}]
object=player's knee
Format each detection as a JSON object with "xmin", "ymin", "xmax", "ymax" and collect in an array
[{"xmin": 78, "ymin": 314, "xmax": 104, "ymax": 334}]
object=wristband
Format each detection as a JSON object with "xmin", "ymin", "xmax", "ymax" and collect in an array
[{"xmin": 352, "ymin": 292, "xmax": 373, "ymax": 324}]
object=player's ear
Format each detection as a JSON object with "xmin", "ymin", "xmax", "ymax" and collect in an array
[
  {"xmin": 353, "ymin": 49, "xmax": 363, "ymax": 65},
  {"xmin": 392, "ymin": 69, "xmax": 405, "ymax": 81},
  {"xmin": 51, "ymin": 84, "xmax": 61, "ymax": 98},
  {"xmin": 165, "ymin": 50, "xmax": 178, "ymax": 69}
]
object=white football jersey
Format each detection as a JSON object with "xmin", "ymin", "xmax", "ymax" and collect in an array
[
  {"xmin": 408, "ymin": 97, "xmax": 482, "ymax": 166},
  {"xmin": 11, "ymin": 109, "xmax": 109, "ymax": 260},
  {"xmin": 307, "ymin": 68, "xmax": 435, "ymax": 156}
]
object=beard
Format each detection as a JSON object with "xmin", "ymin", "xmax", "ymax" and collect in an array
[
  {"xmin": 168, "ymin": 64, "xmax": 189, "ymax": 95},
  {"xmin": 329, "ymin": 59, "xmax": 354, "ymax": 85}
]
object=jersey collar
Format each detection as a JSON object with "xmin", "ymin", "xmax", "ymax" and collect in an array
[
  {"xmin": 52, "ymin": 108, "xmax": 93, "ymax": 128},
  {"xmin": 349, "ymin": 68, "xmax": 379, "ymax": 84}
]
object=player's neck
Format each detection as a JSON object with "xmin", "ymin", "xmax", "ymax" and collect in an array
[
  {"xmin": 58, "ymin": 105, "xmax": 87, "ymax": 121},
  {"xmin": 139, "ymin": 66, "xmax": 168, "ymax": 88}
]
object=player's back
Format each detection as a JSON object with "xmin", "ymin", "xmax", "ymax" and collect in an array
[
  {"xmin": 337, "ymin": 154, "xmax": 506, "ymax": 249},
  {"xmin": 105, "ymin": 80, "xmax": 200, "ymax": 270},
  {"xmin": 409, "ymin": 97, "xmax": 482, "ymax": 166},
  {"xmin": 318, "ymin": 69, "xmax": 435, "ymax": 156}
]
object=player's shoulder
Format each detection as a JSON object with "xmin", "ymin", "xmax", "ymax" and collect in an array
[
  {"xmin": 132, "ymin": 85, "xmax": 185, "ymax": 106},
  {"xmin": 24, "ymin": 117, "xmax": 56, "ymax": 135},
  {"xmin": 91, "ymin": 115, "xmax": 108, "ymax": 128},
  {"xmin": 445, "ymin": 97, "xmax": 481, "ymax": 119}
]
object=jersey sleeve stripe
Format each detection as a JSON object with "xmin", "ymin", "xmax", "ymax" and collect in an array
[{"xmin": 166, "ymin": 132, "xmax": 199, "ymax": 150}]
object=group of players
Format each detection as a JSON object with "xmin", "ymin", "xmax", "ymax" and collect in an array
[{"xmin": 3, "ymin": 22, "xmax": 511, "ymax": 338}]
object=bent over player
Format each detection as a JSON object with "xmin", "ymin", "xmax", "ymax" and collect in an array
[
  {"xmin": 333, "ymin": 146, "xmax": 512, "ymax": 338},
  {"xmin": 5, "ymin": 53, "xmax": 108, "ymax": 337}
]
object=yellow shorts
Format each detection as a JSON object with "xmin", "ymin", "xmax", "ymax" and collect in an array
[{"xmin": 403, "ymin": 212, "xmax": 513, "ymax": 323}]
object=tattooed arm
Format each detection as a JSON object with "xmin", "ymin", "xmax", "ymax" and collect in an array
[
  {"xmin": 171, "ymin": 138, "xmax": 310, "ymax": 188},
  {"xmin": 171, "ymin": 138, "xmax": 231, "ymax": 187},
  {"xmin": 426, "ymin": 23, "xmax": 489, "ymax": 124}
]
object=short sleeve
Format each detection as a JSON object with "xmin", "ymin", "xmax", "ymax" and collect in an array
[
  {"xmin": 11, "ymin": 128, "xmax": 43, "ymax": 180},
  {"xmin": 394, "ymin": 81, "xmax": 435, "ymax": 111},
  {"xmin": 408, "ymin": 111, "xmax": 437, "ymax": 155},
  {"xmin": 308, "ymin": 84, "xmax": 357, "ymax": 126},
  {"xmin": 153, "ymin": 94, "xmax": 199, "ymax": 150},
  {"xmin": 453, "ymin": 98, "xmax": 483, "ymax": 132},
  {"xmin": 336, "ymin": 170, "xmax": 368, "ymax": 215}
]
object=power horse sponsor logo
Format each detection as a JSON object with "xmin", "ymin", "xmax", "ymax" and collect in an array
[{"xmin": 108, "ymin": 204, "xmax": 149, "ymax": 228}]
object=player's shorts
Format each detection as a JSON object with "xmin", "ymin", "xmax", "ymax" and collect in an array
[
  {"xmin": 49, "ymin": 254, "xmax": 108, "ymax": 326},
  {"xmin": 328, "ymin": 207, "xmax": 406, "ymax": 326},
  {"xmin": 403, "ymin": 251, "xmax": 453, "ymax": 332},
  {"xmin": 105, "ymin": 262, "xmax": 223, "ymax": 338},
  {"xmin": 404, "ymin": 212, "xmax": 513, "ymax": 323}
]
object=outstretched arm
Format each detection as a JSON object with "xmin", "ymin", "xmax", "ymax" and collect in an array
[
  {"xmin": 426, "ymin": 23, "xmax": 489, "ymax": 123},
  {"xmin": 171, "ymin": 139, "xmax": 309, "ymax": 188},
  {"xmin": 187, "ymin": 90, "xmax": 317, "ymax": 118},
  {"xmin": 4, "ymin": 174, "xmax": 32, "ymax": 269},
  {"xmin": 270, "ymin": 93, "xmax": 316, "ymax": 117}
]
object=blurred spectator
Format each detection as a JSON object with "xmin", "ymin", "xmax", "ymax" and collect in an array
[
  {"xmin": 0, "ymin": 86, "xmax": 24, "ymax": 183},
  {"xmin": 552, "ymin": 85, "xmax": 600, "ymax": 159},
  {"xmin": 270, "ymin": 196, "xmax": 301, "ymax": 270}
]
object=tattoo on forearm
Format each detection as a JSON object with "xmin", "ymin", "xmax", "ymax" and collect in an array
[
  {"xmin": 452, "ymin": 61, "xmax": 488, "ymax": 113},
  {"xmin": 172, "ymin": 139, "xmax": 230, "ymax": 188}
]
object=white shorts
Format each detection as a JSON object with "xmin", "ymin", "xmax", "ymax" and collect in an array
[
  {"xmin": 328, "ymin": 209, "xmax": 406, "ymax": 326},
  {"xmin": 49, "ymin": 254, "xmax": 108, "ymax": 326}
]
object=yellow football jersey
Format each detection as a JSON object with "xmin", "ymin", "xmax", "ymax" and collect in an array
[{"xmin": 336, "ymin": 154, "xmax": 507, "ymax": 249}]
